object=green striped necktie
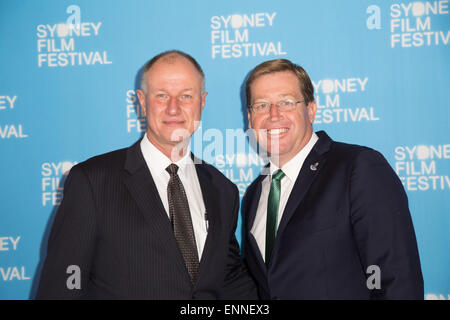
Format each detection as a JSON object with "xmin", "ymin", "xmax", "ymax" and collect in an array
[{"xmin": 265, "ymin": 169, "xmax": 285, "ymax": 264}]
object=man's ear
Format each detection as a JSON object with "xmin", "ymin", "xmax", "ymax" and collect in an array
[
  {"xmin": 247, "ymin": 111, "xmax": 252, "ymax": 129},
  {"xmin": 136, "ymin": 89, "xmax": 146, "ymax": 117},
  {"xmin": 307, "ymin": 100, "xmax": 317, "ymax": 124},
  {"xmin": 201, "ymin": 91, "xmax": 208, "ymax": 111}
]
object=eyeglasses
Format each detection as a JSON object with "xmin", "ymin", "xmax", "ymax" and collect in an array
[{"xmin": 249, "ymin": 99, "xmax": 305, "ymax": 114}]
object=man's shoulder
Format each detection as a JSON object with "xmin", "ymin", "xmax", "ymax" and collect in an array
[
  {"xmin": 73, "ymin": 145, "xmax": 130, "ymax": 176},
  {"xmin": 243, "ymin": 138, "xmax": 387, "ymax": 192},
  {"xmin": 329, "ymin": 139, "xmax": 387, "ymax": 166},
  {"xmin": 330, "ymin": 139, "xmax": 373, "ymax": 156},
  {"xmin": 316, "ymin": 130, "xmax": 384, "ymax": 162}
]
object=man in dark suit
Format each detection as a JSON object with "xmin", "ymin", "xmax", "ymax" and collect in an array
[
  {"xmin": 36, "ymin": 50, "xmax": 257, "ymax": 299},
  {"xmin": 242, "ymin": 58, "xmax": 424, "ymax": 299}
]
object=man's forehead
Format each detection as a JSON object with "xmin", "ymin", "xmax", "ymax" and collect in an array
[
  {"xmin": 254, "ymin": 70, "xmax": 298, "ymax": 83},
  {"xmin": 251, "ymin": 72, "xmax": 301, "ymax": 95},
  {"xmin": 148, "ymin": 56, "xmax": 201, "ymax": 79},
  {"xmin": 149, "ymin": 86, "xmax": 196, "ymax": 92},
  {"xmin": 152, "ymin": 54, "xmax": 194, "ymax": 69},
  {"xmin": 147, "ymin": 69, "xmax": 202, "ymax": 92}
]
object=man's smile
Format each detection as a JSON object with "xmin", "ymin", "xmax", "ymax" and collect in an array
[{"xmin": 265, "ymin": 127, "xmax": 289, "ymax": 136}]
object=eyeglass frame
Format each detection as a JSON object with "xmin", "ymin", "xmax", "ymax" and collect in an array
[{"xmin": 248, "ymin": 99, "xmax": 306, "ymax": 114}]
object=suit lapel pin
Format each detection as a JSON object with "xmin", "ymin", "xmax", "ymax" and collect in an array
[{"xmin": 310, "ymin": 162, "xmax": 319, "ymax": 171}]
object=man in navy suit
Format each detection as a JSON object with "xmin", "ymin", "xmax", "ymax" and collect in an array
[{"xmin": 242, "ymin": 58, "xmax": 424, "ymax": 299}]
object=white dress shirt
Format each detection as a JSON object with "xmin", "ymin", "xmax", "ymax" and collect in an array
[
  {"xmin": 140, "ymin": 135, "xmax": 207, "ymax": 260},
  {"xmin": 250, "ymin": 132, "xmax": 319, "ymax": 262}
]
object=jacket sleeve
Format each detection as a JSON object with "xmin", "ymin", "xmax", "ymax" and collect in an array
[
  {"xmin": 36, "ymin": 164, "xmax": 97, "ymax": 299},
  {"xmin": 350, "ymin": 149, "xmax": 424, "ymax": 299}
]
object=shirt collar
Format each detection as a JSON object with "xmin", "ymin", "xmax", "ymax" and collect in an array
[
  {"xmin": 269, "ymin": 131, "xmax": 319, "ymax": 183},
  {"xmin": 140, "ymin": 134, "xmax": 193, "ymax": 177}
]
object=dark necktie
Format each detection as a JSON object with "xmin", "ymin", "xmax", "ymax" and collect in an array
[
  {"xmin": 265, "ymin": 169, "xmax": 285, "ymax": 264},
  {"xmin": 166, "ymin": 163, "xmax": 199, "ymax": 284}
]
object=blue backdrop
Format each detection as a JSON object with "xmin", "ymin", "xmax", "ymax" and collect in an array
[{"xmin": 1, "ymin": 0, "xmax": 449, "ymax": 299}]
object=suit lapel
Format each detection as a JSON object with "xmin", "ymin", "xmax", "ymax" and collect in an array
[
  {"xmin": 269, "ymin": 131, "xmax": 332, "ymax": 267},
  {"xmin": 192, "ymin": 157, "xmax": 222, "ymax": 283},
  {"xmin": 123, "ymin": 141, "xmax": 190, "ymax": 280},
  {"xmin": 246, "ymin": 175, "xmax": 265, "ymax": 232},
  {"xmin": 244, "ymin": 175, "xmax": 267, "ymax": 276},
  {"xmin": 275, "ymin": 149, "xmax": 326, "ymax": 239},
  {"xmin": 123, "ymin": 141, "xmax": 169, "ymax": 227}
]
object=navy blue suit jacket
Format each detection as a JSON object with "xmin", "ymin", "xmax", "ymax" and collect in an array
[{"xmin": 242, "ymin": 131, "xmax": 423, "ymax": 299}]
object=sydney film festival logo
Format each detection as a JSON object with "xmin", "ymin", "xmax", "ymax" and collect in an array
[
  {"xmin": 41, "ymin": 161, "xmax": 78, "ymax": 206},
  {"xmin": 394, "ymin": 143, "xmax": 450, "ymax": 191},
  {"xmin": 210, "ymin": 11, "xmax": 287, "ymax": 59},
  {"xmin": 0, "ymin": 95, "xmax": 29, "ymax": 140},
  {"xmin": 366, "ymin": 1, "xmax": 449, "ymax": 48},
  {"xmin": 312, "ymin": 77, "xmax": 379, "ymax": 124},
  {"xmin": 36, "ymin": 5, "xmax": 112, "ymax": 67},
  {"xmin": 0, "ymin": 236, "xmax": 31, "ymax": 282}
]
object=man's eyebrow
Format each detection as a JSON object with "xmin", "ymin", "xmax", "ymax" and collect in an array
[
  {"xmin": 278, "ymin": 93, "xmax": 296, "ymax": 97},
  {"xmin": 253, "ymin": 93, "xmax": 296, "ymax": 100}
]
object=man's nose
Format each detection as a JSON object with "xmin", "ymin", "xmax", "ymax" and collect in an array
[
  {"xmin": 268, "ymin": 103, "xmax": 281, "ymax": 120},
  {"xmin": 166, "ymin": 97, "xmax": 181, "ymax": 115}
]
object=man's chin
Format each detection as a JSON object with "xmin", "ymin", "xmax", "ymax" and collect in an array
[
  {"xmin": 265, "ymin": 144, "xmax": 286, "ymax": 157},
  {"xmin": 168, "ymin": 138, "xmax": 189, "ymax": 146},
  {"xmin": 167, "ymin": 129, "xmax": 191, "ymax": 142},
  {"xmin": 266, "ymin": 146, "xmax": 290, "ymax": 162}
]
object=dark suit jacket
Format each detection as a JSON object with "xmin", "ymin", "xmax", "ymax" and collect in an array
[
  {"xmin": 242, "ymin": 131, "xmax": 424, "ymax": 300},
  {"xmin": 36, "ymin": 141, "xmax": 257, "ymax": 299}
]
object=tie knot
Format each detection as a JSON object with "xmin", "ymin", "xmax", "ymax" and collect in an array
[
  {"xmin": 272, "ymin": 169, "xmax": 285, "ymax": 182},
  {"xmin": 166, "ymin": 163, "xmax": 179, "ymax": 176}
]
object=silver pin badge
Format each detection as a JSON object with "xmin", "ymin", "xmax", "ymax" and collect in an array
[{"xmin": 310, "ymin": 162, "xmax": 319, "ymax": 171}]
